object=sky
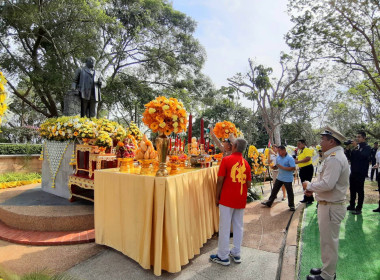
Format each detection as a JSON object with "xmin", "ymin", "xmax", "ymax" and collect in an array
[{"xmin": 171, "ymin": 0, "xmax": 294, "ymax": 89}]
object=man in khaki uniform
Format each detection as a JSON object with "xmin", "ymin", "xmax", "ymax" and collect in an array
[{"xmin": 302, "ymin": 126, "xmax": 350, "ymax": 280}]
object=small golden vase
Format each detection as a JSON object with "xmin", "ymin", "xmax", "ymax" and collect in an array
[{"xmin": 155, "ymin": 132, "xmax": 169, "ymax": 177}]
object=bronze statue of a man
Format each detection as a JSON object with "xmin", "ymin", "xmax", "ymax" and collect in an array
[{"xmin": 71, "ymin": 57, "xmax": 105, "ymax": 118}]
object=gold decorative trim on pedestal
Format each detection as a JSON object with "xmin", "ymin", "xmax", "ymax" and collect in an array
[
  {"xmin": 68, "ymin": 175, "xmax": 95, "ymax": 202},
  {"xmin": 75, "ymin": 144, "xmax": 98, "ymax": 175},
  {"xmin": 88, "ymin": 153, "xmax": 117, "ymax": 178}
]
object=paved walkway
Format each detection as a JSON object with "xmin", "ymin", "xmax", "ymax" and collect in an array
[
  {"xmin": 65, "ymin": 182, "xmax": 305, "ymax": 280},
  {"xmin": 0, "ymin": 182, "xmax": 305, "ymax": 279}
]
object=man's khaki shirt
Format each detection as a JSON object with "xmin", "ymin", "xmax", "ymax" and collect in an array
[{"xmin": 306, "ymin": 146, "xmax": 350, "ymax": 203}]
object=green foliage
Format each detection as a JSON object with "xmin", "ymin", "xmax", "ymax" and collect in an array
[
  {"xmin": 281, "ymin": 122, "xmax": 319, "ymax": 146},
  {"xmin": 190, "ymin": 86, "xmax": 267, "ymax": 146},
  {"xmin": 228, "ymin": 53, "xmax": 321, "ymax": 145},
  {"xmin": 0, "ymin": 144, "xmax": 42, "ymax": 155},
  {"xmin": 286, "ymin": 0, "xmax": 380, "ymax": 102},
  {"xmin": 0, "ymin": 172, "xmax": 41, "ymax": 183},
  {"xmin": 247, "ymin": 187, "xmax": 262, "ymax": 203},
  {"xmin": 0, "ymin": 126, "xmax": 40, "ymax": 143},
  {"xmin": 20, "ymin": 270, "xmax": 77, "ymax": 280},
  {"xmin": 0, "ymin": 0, "xmax": 206, "ymax": 121}
]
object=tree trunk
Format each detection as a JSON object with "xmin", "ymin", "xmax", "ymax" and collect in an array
[{"xmin": 274, "ymin": 123, "xmax": 281, "ymax": 145}]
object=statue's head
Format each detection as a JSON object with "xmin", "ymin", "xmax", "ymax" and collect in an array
[{"xmin": 85, "ymin": 57, "xmax": 96, "ymax": 69}]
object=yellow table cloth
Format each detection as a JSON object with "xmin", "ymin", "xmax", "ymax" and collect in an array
[{"xmin": 94, "ymin": 166, "xmax": 219, "ymax": 276}]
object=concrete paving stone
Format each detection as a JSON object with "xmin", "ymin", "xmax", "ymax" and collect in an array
[
  {"xmin": 66, "ymin": 239, "xmax": 279, "ymax": 280},
  {"xmin": 0, "ymin": 239, "xmax": 104, "ymax": 275}
]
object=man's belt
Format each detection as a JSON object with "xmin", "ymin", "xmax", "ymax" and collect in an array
[{"xmin": 318, "ymin": 201, "xmax": 345, "ymax": 205}]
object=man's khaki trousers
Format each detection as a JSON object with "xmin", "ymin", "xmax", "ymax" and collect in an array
[{"xmin": 317, "ymin": 204, "xmax": 346, "ymax": 280}]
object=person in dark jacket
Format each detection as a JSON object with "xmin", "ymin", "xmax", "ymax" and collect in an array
[
  {"xmin": 347, "ymin": 131, "xmax": 371, "ymax": 215},
  {"xmin": 370, "ymin": 142, "xmax": 378, "ymax": 181}
]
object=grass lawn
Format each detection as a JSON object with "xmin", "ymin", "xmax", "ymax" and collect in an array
[{"xmin": 299, "ymin": 203, "xmax": 380, "ymax": 280}]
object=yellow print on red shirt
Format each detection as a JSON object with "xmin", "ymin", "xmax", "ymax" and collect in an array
[{"xmin": 230, "ymin": 160, "xmax": 247, "ymax": 195}]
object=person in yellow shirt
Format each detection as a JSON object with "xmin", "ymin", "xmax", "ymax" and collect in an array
[{"xmin": 295, "ymin": 139, "xmax": 314, "ymax": 204}]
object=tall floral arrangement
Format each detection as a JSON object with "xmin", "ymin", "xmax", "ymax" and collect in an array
[
  {"xmin": 213, "ymin": 121, "xmax": 237, "ymax": 139},
  {"xmin": 142, "ymin": 96, "xmax": 187, "ymax": 135},
  {"xmin": 248, "ymin": 145, "xmax": 268, "ymax": 175},
  {"xmin": 0, "ymin": 72, "xmax": 8, "ymax": 126}
]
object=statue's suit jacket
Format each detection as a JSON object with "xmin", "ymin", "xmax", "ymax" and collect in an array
[{"xmin": 73, "ymin": 67, "xmax": 104, "ymax": 101}]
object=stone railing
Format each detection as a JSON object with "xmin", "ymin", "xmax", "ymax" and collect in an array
[{"xmin": 0, "ymin": 155, "xmax": 42, "ymax": 174}]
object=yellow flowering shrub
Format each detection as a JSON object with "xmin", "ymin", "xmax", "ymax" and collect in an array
[
  {"xmin": 213, "ymin": 121, "xmax": 238, "ymax": 139},
  {"xmin": 142, "ymin": 96, "xmax": 188, "ymax": 135}
]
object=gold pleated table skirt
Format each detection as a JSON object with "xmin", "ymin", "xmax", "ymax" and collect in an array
[{"xmin": 94, "ymin": 166, "xmax": 219, "ymax": 276}]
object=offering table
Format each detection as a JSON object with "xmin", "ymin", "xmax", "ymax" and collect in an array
[{"xmin": 94, "ymin": 166, "xmax": 219, "ymax": 276}]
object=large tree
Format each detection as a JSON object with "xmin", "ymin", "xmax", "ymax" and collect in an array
[
  {"xmin": 286, "ymin": 0, "xmax": 380, "ymax": 102},
  {"xmin": 228, "ymin": 51, "xmax": 322, "ymax": 145},
  {"xmin": 0, "ymin": 0, "xmax": 206, "ymax": 118}
]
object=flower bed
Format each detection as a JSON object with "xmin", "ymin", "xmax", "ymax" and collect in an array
[{"xmin": 0, "ymin": 172, "xmax": 41, "ymax": 189}]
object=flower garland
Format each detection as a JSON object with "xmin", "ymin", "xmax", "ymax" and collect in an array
[
  {"xmin": 44, "ymin": 141, "xmax": 71, "ymax": 188},
  {"xmin": 213, "ymin": 121, "xmax": 238, "ymax": 139},
  {"xmin": 0, "ymin": 71, "xmax": 8, "ymax": 127},
  {"xmin": 142, "ymin": 96, "xmax": 188, "ymax": 135}
]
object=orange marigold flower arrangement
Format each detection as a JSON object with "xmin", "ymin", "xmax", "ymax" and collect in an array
[
  {"xmin": 142, "ymin": 96, "xmax": 188, "ymax": 135},
  {"xmin": 213, "ymin": 121, "xmax": 238, "ymax": 139}
]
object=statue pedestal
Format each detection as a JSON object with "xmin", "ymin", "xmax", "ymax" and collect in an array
[
  {"xmin": 41, "ymin": 141, "xmax": 75, "ymax": 199},
  {"xmin": 63, "ymin": 90, "xmax": 81, "ymax": 116}
]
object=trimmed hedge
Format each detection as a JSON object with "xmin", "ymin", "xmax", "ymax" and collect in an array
[{"xmin": 0, "ymin": 144, "xmax": 42, "ymax": 155}]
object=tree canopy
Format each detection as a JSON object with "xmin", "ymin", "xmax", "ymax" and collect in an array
[{"xmin": 0, "ymin": 0, "xmax": 206, "ymax": 119}]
